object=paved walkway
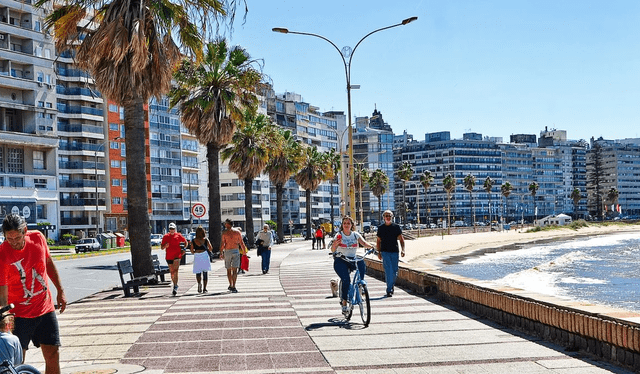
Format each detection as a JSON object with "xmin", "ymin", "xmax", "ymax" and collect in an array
[{"xmin": 25, "ymin": 242, "xmax": 631, "ymax": 373}]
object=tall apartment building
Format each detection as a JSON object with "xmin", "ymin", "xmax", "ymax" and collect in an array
[
  {"xmin": 353, "ymin": 109, "xmax": 394, "ymax": 225},
  {"xmin": 265, "ymin": 90, "xmax": 345, "ymax": 231},
  {"xmin": 394, "ymin": 129, "xmax": 588, "ymax": 226},
  {"xmin": 587, "ymin": 137, "xmax": 640, "ymax": 218},
  {"xmin": 0, "ymin": 0, "xmax": 59, "ymax": 237}
]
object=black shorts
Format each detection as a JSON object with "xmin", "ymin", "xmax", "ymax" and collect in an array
[{"xmin": 14, "ymin": 311, "xmax": 61, "ymax": 350}]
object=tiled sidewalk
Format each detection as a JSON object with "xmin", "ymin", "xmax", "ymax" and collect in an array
[{"xmin": 25, "ymin": 243, "xmax": 632, "ymax": 373}]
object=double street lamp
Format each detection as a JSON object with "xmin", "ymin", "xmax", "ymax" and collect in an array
[{"xmin": 273, "ymin": 16, "xmax": 418, "ymax": 219}]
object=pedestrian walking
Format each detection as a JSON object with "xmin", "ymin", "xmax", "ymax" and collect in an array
[
  {"xmin": 256, "ymin": 224, "xmax": 273, "ymax": 274},
  {"xmin": 161, "ymin": 223, "xmax": 188, "ymax": 296},
  {"xmin": 189, "ymin": 226, "xmax": 212, "ymax": 293},
  {"xmin": 220, "ymin": 219, "xmax": 247, "ymax": 292},
  {"xmin": 376, "ymin": 210, "xmax": 405, "ymax": 297},
  {"xmin": 0, "ymin": 214, "xmax": 67, "ymax": 374},
  {"xmin": 313, "ymin": 226, "xmax": 324, "ymax": 250}
]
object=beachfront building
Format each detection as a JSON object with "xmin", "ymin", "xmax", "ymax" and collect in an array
[
  {"xmin": 586, "ymin": 137, "xmax": 640, "ymax": 219},
  {"xmin": 265, "ymin": 89, "xmax": 345, "ymax": 233},
  {"xmin": 394, "ymin": 132, "xmax": 504, "ymax": 227},
  {"xmin": 353, "ymin": 109, "xmax": 394, "ymax": 226},
  {"xmin": 394, "ymin": 128, "xmax": 588, "ymax": 226},
  {"xmin": 0, "ymin": 1, "xmax": 59, "ymax": 238}
]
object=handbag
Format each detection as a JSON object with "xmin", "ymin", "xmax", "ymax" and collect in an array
[{"xmin": 240, "ymin": 254, "xmax": 249, "ymax": 271}]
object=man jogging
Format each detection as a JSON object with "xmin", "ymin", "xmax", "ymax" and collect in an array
[
  {"xmin": 376, "ymin": 210, "xmax": 405, "ymax": 297},
  {"xmin": 0, "ymin": 214, "xmax": 66, "ymax": 374}
]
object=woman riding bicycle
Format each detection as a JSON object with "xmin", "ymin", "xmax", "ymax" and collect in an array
[{"xmin": 330, "ymin": 216, "xmax": 375, "ymax": 315}]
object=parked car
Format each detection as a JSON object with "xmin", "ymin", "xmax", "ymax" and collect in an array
[
  {"xmin": 453, "ymin": 221, "xmax": 466, "ymax": 227},
  {"xmin": 75, "ymin": 238, "xmax": 101, "ymax": 253},
  {"xmin": 150, "ymin": 234, "xmax": 162, "ymax": 246}
]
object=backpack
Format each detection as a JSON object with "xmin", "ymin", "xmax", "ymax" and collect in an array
[{"xmin": 316, "ymin": 228, "xmax": 323, "ymax": 238}]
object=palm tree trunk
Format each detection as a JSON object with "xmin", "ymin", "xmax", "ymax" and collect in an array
[
  {"xmin": 207, "ymin": 143, "xmax": 222, "ymax": 251},
  {"xmin": 124, "ymin": 95, "xmax": 153, "ymax": 277},
  {"xmin": 402, "ymin": 182, "xmax": 407, "ymax": 224},
  {"xmin": 305, "ymin": 189, "xmax": 312, "ymax": 240},
  {"xmin": 276, "ymin": 183, "xmax": 284, "ymax": 242},
  {"xmin": 470, "ymin": 192, "xmax": 475, "ymax": 232},
  {"xmin": 378, "ymin": 197, "xmax": 382, "ymax": 223},
  {"xmin": 244, "ymin": 177, "xmax": 255, "ymax": 247}
]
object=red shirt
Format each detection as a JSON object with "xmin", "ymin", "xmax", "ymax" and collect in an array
[
  {"xmin": 162, "ymin": 232, "xmax": 187, "ymax": 261},
  {"xmin": 0, "ymin": 231, "xmax": 55, "ymax": 318}
]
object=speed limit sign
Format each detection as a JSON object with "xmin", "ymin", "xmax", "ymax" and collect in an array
[{"xmin": 191, "ymin": 203, "xmax": 206, "ymax": 218}]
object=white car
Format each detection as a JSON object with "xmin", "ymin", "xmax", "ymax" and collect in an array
[
  {"xmin": 75, "ymin": 238, "xmax": 101, "ymax": 253},
  {"xmin": 150, "ymin": 234, "xmax": 163, "ymax": 246}
]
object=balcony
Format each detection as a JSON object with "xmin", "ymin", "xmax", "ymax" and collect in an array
[
  {"xmin": 60, "ymin": 217, "xmax": 90, "ymax": 226},
  {"xmin": 58, "ymin": 161, "xmax": 104, "ymax": 170},
  {"xmin": 56, "ymin": 85, "xmax": 102, "ymax": 98},
  {"xmin": 57, "ymin": 103, "xmax": 103, "ymax": 117},
  {"xmin": 59, "ymin": 179, "xmax": 106, "ymax": 189},
  {"xmin": 60, "ymin": 198, "xmax": 105, "ymax": 207},
  {"xmin": 57, "ymin": 122, "xmax": 103, "ymax": 135}
]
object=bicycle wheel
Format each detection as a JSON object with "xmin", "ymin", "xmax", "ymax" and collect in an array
[
  {"xmin": 338, "ymin": 280, "xmax": 353, "ymax": 320},
  {"xmin": 357, "ymin": 283, "xmax": 371, "ymax": 326},
  {"xmin": 15, "ymin": 364, "xmax": 41, "ymax": 374}
]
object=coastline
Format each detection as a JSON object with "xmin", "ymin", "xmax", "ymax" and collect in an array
[{"xmin": 403, "ymin": 223, "xmax": 640, "ymax": 271}]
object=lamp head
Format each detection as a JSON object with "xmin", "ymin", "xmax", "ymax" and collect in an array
[
  {"xmin": 272, "ymin": 28, "xmax": 289, "ymax": 34},
  {"xmin": 402, "ymin": 16, "xmax": 418, "ymax": 25}
]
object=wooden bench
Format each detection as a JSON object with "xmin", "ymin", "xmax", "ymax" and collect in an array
[
  {"xmin": 152, "ymin": 254, "xmax": 171, "ymax": 283},
  {"xmin": 116, "ymin": 260, "xmax": 153, "ymax": 297}
]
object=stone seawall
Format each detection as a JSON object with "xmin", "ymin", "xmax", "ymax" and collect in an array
[{"xmin": 365, "ymin": 258, "xmax": 640, "ymax": 371}]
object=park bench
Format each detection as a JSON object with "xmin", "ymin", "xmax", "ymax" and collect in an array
[
  {"xmin": 116, "ymin": 259, "xmax": 154, "ymax": 297},
  {"xmin": 152, "ymin": 254, "xmax": 171, "ymax": 283}
]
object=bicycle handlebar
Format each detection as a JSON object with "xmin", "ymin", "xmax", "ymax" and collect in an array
[
  {"xmin": 330, "ymin": 248, "xmax": 377, "ymax": 261},
  {"xmin": 0, "ymin": 304, "xmax": 14, "ymax": 315}
]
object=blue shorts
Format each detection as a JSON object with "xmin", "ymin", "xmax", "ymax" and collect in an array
[{"xmin": 14, "ymin": 311, "xmax": 61, "ymax": 350}]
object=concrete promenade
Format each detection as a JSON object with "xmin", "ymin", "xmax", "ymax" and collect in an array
[{"xmin": 26, "ymin": 241, "xmax": 631, "ymax": 373}]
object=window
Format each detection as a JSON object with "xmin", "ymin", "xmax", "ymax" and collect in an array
[
  {"xmin": 7, "ymin": 148, "xmax": 24, "ymax": 173},
  {"xmin": 9, "ymin": 177, "xmax": 24, "ymax": 187},
  {"xmin": 46, "ymin": 102, "xmax": 52, "ymax": 108},
  {"xmin": 35, "ymin": 46, "xmax": 43, "ymax": 57},
  {"xmin": 45, "ymin": 74, "xmax": 51, "ymax": 84},
  {"xmin": 112, "ymin": 179, "xmax": 120, "ymax": 186},
  {"xmin": 121, "ymin": 161, "xmax": 126, "ymax": 175},
  {"xmin": 109, "ymin": 104, "xmax": 118, "ymax": 112},
  {"xmin": 112, "ymin": 197, "xmax": 121, "ymax": 204},
  {"xmin": 34, "ymin": 21, "xmax": 41, "ymax": 32},
  {"xmin": 37, "ymin": 204, "xmax": 46, "ymax": 219},
  {"xmin": 33, "ymin": 151, "xmax": 45, "ymax": 169},
  {"xmin": 44, "ymin": 49, "xmax": 51, "ymax": 59},
  {"xmin": 0, "ymin": 148, "xmax": 3, "ymax": 172},
  {"xmin": 37, "ymin": 72, "xmax": 43, "ymax": 82},
  {"xmin": 110, "ymin": 160, "xmax": 120, "ymax": 168},
  {"xmin": 38, "ymin": 101, "xmax": 45, "ymax": 107},
  {"xmin": 34, "ymin": 178, "xmax": 47, "ymax": 188},
  {"xmin": 110, "ymin": 142, "xmax": 120, "ymax": 150},
  {"xmin": 122, "ymin": 179, "xmax": 127, "ymax": 192}
]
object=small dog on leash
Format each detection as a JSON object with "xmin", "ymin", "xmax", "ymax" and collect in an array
[{"xmin": 330, "ymin": 278, "xmax": 339, "ymax": 297}]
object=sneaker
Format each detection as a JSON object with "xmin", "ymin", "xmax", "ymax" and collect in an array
[
  {"xmin": 341, "ymin": 305, "xmax": 350, "ymax": 316},
  {"xmin": 197, "ymin": 284, "xmax": 202, "ymax": 293},
  {"xmin": 231, "ymin": 287, "xmax": 238, "ymax": 293},
  {"xmin": 386, "ymin": 292, "xmax": 392, "ymax": 297},
  {"xmin": 172, "ymin": 285, "xmax": 178, "ymax": 296},
  {"xmin": 202, "ymin": 288, "xmax": 208, "ymax": 293},
  {"xmin": 228, "ymin": 285, "xmax": 233, "ymax": 291}
]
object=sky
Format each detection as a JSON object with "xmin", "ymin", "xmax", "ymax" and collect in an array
[{"xmin": 226, "ymin": 0, "xmax": 640, "ymax": 142}]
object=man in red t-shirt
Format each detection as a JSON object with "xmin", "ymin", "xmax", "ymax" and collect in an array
[
  {"xmin": 161, "ymin": 223, "xmax": 188, "ymax": 296},
  {"xmin": 0, "ymin": 214, "xmax": 66, "ymax": 374}
]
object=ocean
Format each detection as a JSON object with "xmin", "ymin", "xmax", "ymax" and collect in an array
[{"xmin": 440, "ymin": 232, "xmax": 640, "ymax": 313}]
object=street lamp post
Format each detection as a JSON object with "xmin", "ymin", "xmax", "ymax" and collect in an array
[
  {"xmin": 273, "ymin": 16, "xmax": 417, "ymax": 219},
  {"xmin": 327, "ymin": 126, "xmax": 351, "ymax": 217}
]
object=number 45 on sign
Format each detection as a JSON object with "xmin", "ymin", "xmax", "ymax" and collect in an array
[{"xmin": 192, "ymin": 203, "xmax": 206, "ymax": 218}]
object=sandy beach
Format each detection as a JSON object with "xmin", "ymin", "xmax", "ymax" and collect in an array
[{"xmin": 403, "ymin": 223, "xmax": 640, "ymax": 271}]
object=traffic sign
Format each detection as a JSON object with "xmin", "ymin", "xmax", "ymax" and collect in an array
[{"xmin": 191, "ymin": 203, "xmax": 206, "ymax": 218}]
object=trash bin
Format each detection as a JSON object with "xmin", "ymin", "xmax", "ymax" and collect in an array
[
  {"xmin": 99, "ymin": 234, "xmax": 111, "ymax": 250},
  {"xmin": 115, "ymin": 233, "xmax": 125, "ymax": 247}
]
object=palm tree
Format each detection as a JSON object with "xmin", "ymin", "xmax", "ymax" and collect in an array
[
  {"xmin": 354, "ymin": 163, "xmax": 369, "ymax": 230},
  {"xmin": 463, "ymin": 173, "xmax": 476, "ymax": 231},
  {"xmin": 529, "ymin": 181, "xmax": 539, "ymax": 222},
  {"xmin": 483, "ymin": 176, "xmax": 494, "ymax": 227},
  {"xmin": 327, "ymin": 149, "xmax": 341, "ymax": 234},
  {"xmin": 38, "ymin": 0, "xmax": 232, "ymax": 276},
  {"xmin": 606, "ymin": 187, "xmax": 619, "ymax": 217},
  {"xmin": 221, "ymin": 111, "xmax": 275, "ymax": 247},
  {"xmin": 266, "ymin": 129, "xmax": 304, "ymax": 242},
  {"xmin": 294, "ymin": 146, "xmax": 332, "ymax": 240},
  {"xmin": 420, "ymin": 170, "xmax": 434, "ymax": 226},
  {"xmin": 170, "ymin": 40, "xmax": 262, "ymax": 250},
  {"xmin": 369, "ymin": 169, "xmax": 389, "ymax": 223},
  {"xmin": 571, "ymin": 188, "xmax": 582, "ymax": 220},
  {"xmin": 501, "ymin": 182, "xmax": 513, "ymax": 224},
  {"xmin": 442, "ymin": 173, "xmax": 456, "ymax": 234},
  {"xmin": 397, "ymin": 161, "xmax": 414, "ymax": 224}
]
